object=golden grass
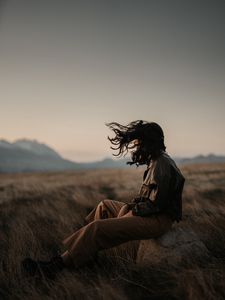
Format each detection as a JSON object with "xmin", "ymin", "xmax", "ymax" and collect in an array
[{"xmin": 0, "ymin": 163, "xmax": 225, "ymax": 299}]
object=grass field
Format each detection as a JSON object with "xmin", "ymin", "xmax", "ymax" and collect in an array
[{"xmin": 0, "ymin": 163, "xmax": 225, "ymax": 300}]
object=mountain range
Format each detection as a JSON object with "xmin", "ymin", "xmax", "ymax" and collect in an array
[{"xmin": 0, "ymin": 139, "xmax": 224, "ymax": 173}]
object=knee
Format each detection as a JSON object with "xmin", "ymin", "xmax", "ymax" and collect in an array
[
  {"xmin": 97, "ymin": 200, "xmax": 105, "ymax": 208},
  {"xmin": 101, "ymin": 199, "xmax": 112, "ymax": 207},
  {"xmin": 97, "ymin": 199, "xmax": 110, "ymax": 210}
]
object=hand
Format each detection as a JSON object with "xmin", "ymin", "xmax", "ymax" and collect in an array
[
  {"xmin": 126, "ymin": 202, "xmax": 137, "ymax": 209},
  {"xmin": 132, "ymin": 202, "xmax": 148, "ymax": 215},
  {"xmin": 131, "ymin": 197, "xmax": 142, "ymax": 204},
  {"xmin": 132, "ymin": 201, "xmax": 159, "ymax": 217}
]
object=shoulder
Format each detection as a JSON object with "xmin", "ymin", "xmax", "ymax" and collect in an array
[
  {"xmin": 152, "ymin": 151, "xmax": 171, "ymax": 171},
  {"xmin": 149, "ymin": 151, "xmax": 184, "ymax": 179},
  {"xmin": 146, "ymin": 152, "xmax": 171, "ymax": 180},
  {"xmin": 158, "ymin": 151, "xmax": 185, "ymax": 182}
]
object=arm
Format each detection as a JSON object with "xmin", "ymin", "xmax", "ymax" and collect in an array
[{"xmin": 132, "ymin": 160, "xmax": 172, "ymax": 216}]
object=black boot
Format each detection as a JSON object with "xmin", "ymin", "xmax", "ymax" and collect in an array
[{"xmin": 22, "ymin": 255, "xmax": 65, "ymax": 280}]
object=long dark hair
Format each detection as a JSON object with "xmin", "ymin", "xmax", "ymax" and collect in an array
[{"xmin": 106, "ymin": 120, "xmax": 166, "ymax": 166}]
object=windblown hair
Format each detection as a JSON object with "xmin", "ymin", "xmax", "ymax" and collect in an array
[{"xmin": 106, "ymin": 120, "xmax": 166, "ymax": 166}]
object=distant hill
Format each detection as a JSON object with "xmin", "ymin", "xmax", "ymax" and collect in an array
[
  {"xmin": 0, "ymin": 139, "xmax": 224, "ymax": 172},
  {"xmin": 13, "ymin": 139, "xmax": 61, "ymax": 158},
  {"xmin": 174, "ymin": 154, "xmax": 225, "ymax": 165},
  {"xmin": 0, "ymin": 139, "xmax": 79, "ymax": 172},
  {"xmin": 0, "ymin": 139, "xmax": 131, "ymax": 172}
]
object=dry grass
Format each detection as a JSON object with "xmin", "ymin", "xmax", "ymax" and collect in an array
[{"xmin": 0, "ymin": 164, "xmax": 225, "ymax": 300}]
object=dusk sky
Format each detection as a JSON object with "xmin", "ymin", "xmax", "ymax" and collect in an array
[{"xmin": 0, "ymin": 0, "xmax": 225, "ymax": 162}]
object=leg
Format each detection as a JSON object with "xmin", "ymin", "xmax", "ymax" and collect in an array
[
  {"xmin": 117, "ymin": 203, "xmax": 131, "ymax": 217},
  {"xmin": 22, "ymin": 212, "xmax": 173, "ymax": 278},
  {"xmin": 63, "ymin": 200, "xmax": 128, "ymax": 265},
  {"xmin": 62, "ymin": 212, "xmax": 173, "ymax": 268},
  {"xmin": 85, "ymin": 199, "xmax": 126, "ymax": 223}
]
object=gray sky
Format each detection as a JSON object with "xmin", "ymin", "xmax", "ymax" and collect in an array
[{"xmin": 0, "ymin": 0, "xmax": 225, "ymax": 162}]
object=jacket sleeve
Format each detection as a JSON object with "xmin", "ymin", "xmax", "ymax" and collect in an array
[
  {"xmin": 132, "ymin": 159, "xmax": 172, "ymax": 216},
  {"xmin": 148, "ymin": 159, "xmax": 172, "ymax": 212}
]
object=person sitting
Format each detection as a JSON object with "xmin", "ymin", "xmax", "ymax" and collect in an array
[{"xmin": 22, "ymin": 120, "xmax": 185, "ymax": 279}]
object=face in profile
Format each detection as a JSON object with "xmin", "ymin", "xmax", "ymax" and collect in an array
[{"xmin": 130, "ymin": 139, "xmax": 150, "ymax": 166}]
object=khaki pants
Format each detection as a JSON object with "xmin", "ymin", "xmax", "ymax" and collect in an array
[{"xmin": 62, "ymin": 200, "xmax": 173, "ymax": 268}]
